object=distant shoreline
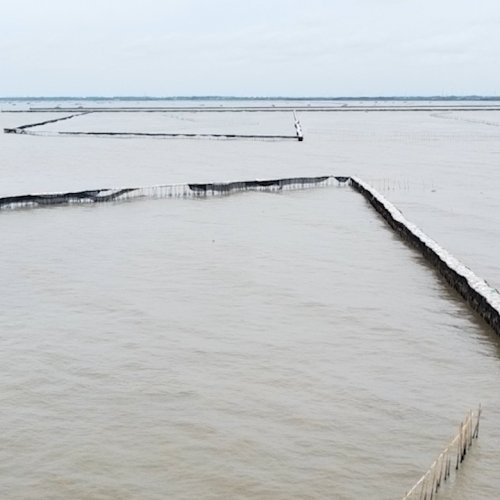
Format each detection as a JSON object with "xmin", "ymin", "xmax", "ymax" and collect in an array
[{"xmin": 1, "ymin": 95, "xmax": 500, "ymax": 102}]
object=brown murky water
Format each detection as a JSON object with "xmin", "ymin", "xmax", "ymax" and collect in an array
[{"xmin": 1, "ymin": 102, "xmax": 500, "ymax": 499}]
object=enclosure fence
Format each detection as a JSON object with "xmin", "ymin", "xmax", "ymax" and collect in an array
[{"xmin": 402, "ymin": 406, "xmax": 481, "ymax": 500}]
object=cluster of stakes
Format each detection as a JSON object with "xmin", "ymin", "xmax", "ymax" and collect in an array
[{"xmin": 402, "ymin": 405, "xmax": 481, "ymax": 500}]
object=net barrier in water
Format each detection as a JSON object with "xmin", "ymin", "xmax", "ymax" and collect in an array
[
  {"xmin": 42, "ymin": 131, "xmax": 301, "ymax": 140},
  {"xmin": 402, "ymin": 406, "xmax": 481, "ymax": 500},
  {"xmin": 3, "ymin": 111, "xmax": 304, "ymax": 141},
  {"xmin": 3, "ymin": 112, "xmax": 89, "ymax": 134},
  {"xmin": 0, "ymin": 175, "xmax": 349, "ymax": 210}
]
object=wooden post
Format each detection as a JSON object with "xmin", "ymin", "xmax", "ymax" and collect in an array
[
  {"xmin": 474, "ymin": 404, "xmax": 481, "ymax": 438},
  {"xmin": 293, "ymin": 111, "xmax": 304, "ymax": 141},
  {"xmin": 456, "ymin": 422, "xmax": 462, "ymax": 469}
]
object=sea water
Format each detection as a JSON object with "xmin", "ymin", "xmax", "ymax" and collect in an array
[{"xmin": 1, "ymin": 101, "xmax": 500, "ymax": 499}]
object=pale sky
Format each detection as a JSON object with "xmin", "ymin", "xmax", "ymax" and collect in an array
[{"xmin": 0, "ymin": 0, "xmax": 499, "ymax": 97}]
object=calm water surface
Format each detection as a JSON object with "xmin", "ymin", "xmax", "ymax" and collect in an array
[{"xmin": 1, "ymin": 102, "xmax": 500, "ymax": 499}]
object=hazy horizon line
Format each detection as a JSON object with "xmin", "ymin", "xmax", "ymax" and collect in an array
[{"xmin": 1, "ymin": 95, "xmax": 500, "ymax": 101}]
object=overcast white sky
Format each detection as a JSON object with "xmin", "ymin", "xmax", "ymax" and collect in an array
[{"xmin": 0, "ymin": 0, "xmax": 499, "ymax": 97}]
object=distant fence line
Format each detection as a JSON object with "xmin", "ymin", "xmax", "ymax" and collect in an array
[
  {"xmin": 402, "ymin": 406, "xmax": 481, "ymax": 500},
  {"xmin": 3, "ymin": 111, "xmax": 304, "ymax": 141},
  {"xmin": 19, "ymin": 131, "xmax": 302, "ymax": 141},
  {"xmin": 3, "ymin": 112, "xmax": 88, "ymax": 134}
]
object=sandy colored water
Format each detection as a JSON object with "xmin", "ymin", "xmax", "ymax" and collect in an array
[{"xmin": 1, "ymin": 102, "xmax": 500, "ymax": 499}]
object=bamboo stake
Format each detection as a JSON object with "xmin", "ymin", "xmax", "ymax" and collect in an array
[
  {"xmin": 467, "ymin": 412, "xmax": 471, "ymax": 447},
  {"xmin": 456, "ymin": 422, "xmax": 462, "ymax": 469},
  {"xmin": 437, "ymin": 452, "xmax": 446, "ymax": 489},
  {"xmin": 419, "ymin": 476, "xmax": 426, "ymax": 500},
  {"xmin": 474, "ymin": 404, "xmax": 481, "ymax": 438}
]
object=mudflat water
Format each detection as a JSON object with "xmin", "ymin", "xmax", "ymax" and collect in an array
[{"xmin": 1, "ymin": 101, "xmax": 500, "ymax": 499}]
